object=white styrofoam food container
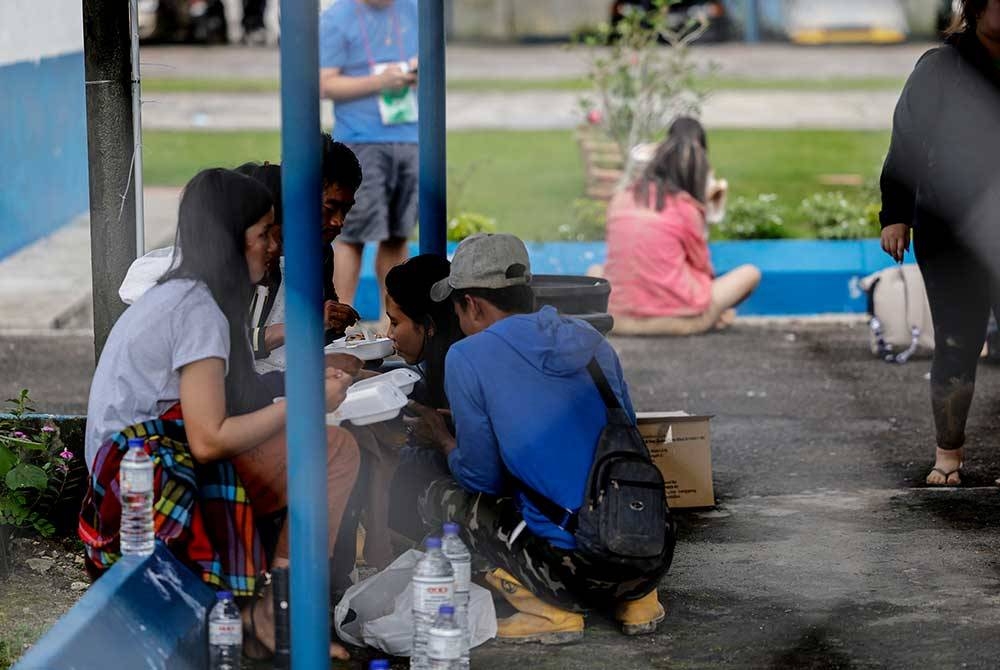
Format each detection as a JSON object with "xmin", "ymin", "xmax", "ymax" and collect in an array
[
  {"xmin": 351, "ymin": 368, "xmax": 421, "ymax": 396},
  {"xmin": 327, "ymin": 382, "xmax": 408, "ymax": 426},
  {"xmin": 325, "ymin": 336, "xmax": 396, "ymax": 361}
]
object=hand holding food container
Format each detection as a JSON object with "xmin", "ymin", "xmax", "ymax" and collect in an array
[
  {"xmin": 325, "ymin": 327, "xmax": 396, "ymax": 362},
  {"xmin": 324, "ymin": 367, "xmax": 352, "ymax": 414},
  {"xmin": 324, "ymin": 300, "xmax": 361, "ymax": 333},
  {"xmin": 324, "ymin": 363, "xmax": 422, "ymax": 427}
]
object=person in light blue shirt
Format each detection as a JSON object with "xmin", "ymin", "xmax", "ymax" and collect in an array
[
  {"xmin": 417, "ymin": 234, "xmax": 669, "ymax": 645},
  {"xmin": 320, "ymin": 0, "xmax": 419, "ymax": 316}
]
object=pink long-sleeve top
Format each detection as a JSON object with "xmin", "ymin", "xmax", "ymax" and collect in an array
[{"xmin": 605, "ymin": 188, "xmax": 714, "ymax": 319}]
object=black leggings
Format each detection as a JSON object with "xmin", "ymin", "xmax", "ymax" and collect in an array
[
  {"xmin": 915, "ymin": 227, "xmax": 999, "ymax": 450},
  {"xmin": 242, "ymin": 0, "xmax": 266, "ymax": 32}
]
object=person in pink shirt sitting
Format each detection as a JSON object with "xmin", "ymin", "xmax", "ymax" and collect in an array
[{"xmin": 604, "ymin": 123, "xmax": 760, "ymax": 336}]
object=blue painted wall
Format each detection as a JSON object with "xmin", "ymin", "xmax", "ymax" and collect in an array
[
  {"xmin": 0, "ymin": 51, "xmax": 89, "ymax": 259},
  {"xmin": 351, "ymin": 238, "xmax": 906, "ymax": 321}
]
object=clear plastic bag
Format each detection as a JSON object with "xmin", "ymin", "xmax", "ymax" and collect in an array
[{"xmin": 334, "ymin": 549, "xmax": 497, "ymax": 655}]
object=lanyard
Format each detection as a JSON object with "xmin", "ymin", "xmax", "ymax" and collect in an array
[{"xmin": 353, "ymin": 0, "xmax": 405, "ymax": 69}]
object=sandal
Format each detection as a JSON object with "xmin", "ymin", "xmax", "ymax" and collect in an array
[{"xmin": 926, "ymin": 466, "xmax": 962, "ymax": 487}]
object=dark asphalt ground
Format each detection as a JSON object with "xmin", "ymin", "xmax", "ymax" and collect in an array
[{"xmin": 4, "ymin": 322, "xmax": 1000, "ymax": 669}]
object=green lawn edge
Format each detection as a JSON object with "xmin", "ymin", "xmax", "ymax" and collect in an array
[{"xmin": 142, "ymin": 128, "xmax": 890, "ymax": 242}]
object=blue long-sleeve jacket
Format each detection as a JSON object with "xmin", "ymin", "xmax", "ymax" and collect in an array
[{"xmin": 445, "ymin": 306, "xmax": 635, "ymax": 549}]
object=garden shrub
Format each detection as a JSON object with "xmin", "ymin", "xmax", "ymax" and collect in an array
[
  {"xmin": 800, "ymin": 192, "xmax": 879, "ymax": 240},
  {"xmin": 715, "ymin": 194, "xmax": 788, "ymax": 240}
]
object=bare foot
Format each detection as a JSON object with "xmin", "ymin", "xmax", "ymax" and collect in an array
[
  {"xmin": 926, "ymin": 447, "xmax": 963, "ymax": 486},
  {"xmin": 713, "ymin": 309, "xmax": 736, "ymax": 331},
  {"xmin": 243, "ymin": 588, "xmax": 350, "ymax": 660}
]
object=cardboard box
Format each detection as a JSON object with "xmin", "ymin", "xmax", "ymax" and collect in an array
[{"xmin": 636, "ymin": 412, "xmax": 714, "ymax": 509}]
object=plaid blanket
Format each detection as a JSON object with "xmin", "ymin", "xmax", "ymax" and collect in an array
[{"xmin": 78, "ymin": 410, "xmax": 266, "ymax": 596}]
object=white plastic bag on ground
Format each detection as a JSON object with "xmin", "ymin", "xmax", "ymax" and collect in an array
[
  {"xmin": 118, "ymin": 246, "xmax": 177, "ymax": 305},
  {"xmin": 334, "ymin": 548, "xmax": 497, "ymax": 655}
]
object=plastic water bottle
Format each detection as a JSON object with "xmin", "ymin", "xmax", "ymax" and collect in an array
[
  {"xmin": 427, "ymin": 605, "xmax": 463, "ymax": 670},
  {"xmin": 370, "ymin": 661, "xmax": 391, "ymax": 670},
  {"xmin": 120, "ymin": 438, "xmax": 154, "ymax": 556},
  {"xmin": 441, "ymin": 523, "xmax": 471, "ymax": 670},
  {"xmin": 411, "ymin": 537, "xmax": 454, "ymax": 670},
  {"xmin": 208, "ymin": 591, "xmax": 242, "ymax": 670}
]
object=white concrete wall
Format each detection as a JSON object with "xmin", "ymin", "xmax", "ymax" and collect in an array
[{"xmin": 0, "ymin": 0, "xmax": 84, "ymax": 66}]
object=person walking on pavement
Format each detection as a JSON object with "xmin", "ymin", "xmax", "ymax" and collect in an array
[
  {"xmin": 880, "ymin": 0, "xmax": 1000, "ymax": 486},
  {"xmin": 320, "ymin": 0, "xmax": 419, "ymax": 316}
]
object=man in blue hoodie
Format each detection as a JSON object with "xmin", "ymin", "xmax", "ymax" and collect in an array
[{"xmin": 421, "ymin": 233, "xmax": 668, "ymax": 644}]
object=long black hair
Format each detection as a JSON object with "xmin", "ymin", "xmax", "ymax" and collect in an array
[
  {"xmin": 668, "ymin": 116, "xmax": 708, "ymax": 151},
  {"xmin": 632, "ymin": 134, "xmax": 710, "ymax": 211},
  {"xmin": 159, "ymin": 168, "xmax": 274, "ymax": 415},
  {"xmin": 949, "ymin": 0, "xmax": 988, "ymax": 34},
  {"xmin": 234, "ymin": 162, "xmax": 283, "ymax": 229},
  {"xmin": 385, "ymin": 255, "xmax": 464, "ymax": 409}
]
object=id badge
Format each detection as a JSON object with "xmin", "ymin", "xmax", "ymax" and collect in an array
[{"xmin": 373, "ymin": 62, "xmax": 418, "ymax": 126}]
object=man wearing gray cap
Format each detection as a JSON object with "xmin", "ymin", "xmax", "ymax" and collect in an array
[{"xmin": 421, "ymin": 233, "xmax": 668, "ymax": 644}]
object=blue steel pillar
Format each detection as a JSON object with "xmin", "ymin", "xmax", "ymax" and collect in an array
[
  {"xmin": 744, "ymin": 0, "xmax": 761, "ymax": 43},
  {"xmin": 419, "ymin": 0, "xmax": 447, "ymax": 256},
  {"xmin": 279, "ymin": 0, "xmax": 329, "ymax": 668}
]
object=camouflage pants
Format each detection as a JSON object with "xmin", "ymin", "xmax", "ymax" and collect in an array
[{"xmin": 420, "ymin": 478, "xmax": 663, "ymax": 613}]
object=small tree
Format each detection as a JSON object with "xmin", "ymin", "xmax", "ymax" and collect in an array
[{"xmin": 577, "ymin": 0, "xmax": 711, "ymax": 178}]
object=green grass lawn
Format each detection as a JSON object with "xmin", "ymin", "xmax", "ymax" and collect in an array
[
  {"xmin": 142, "ymin": 128, "xmax": 890, "ymax": 241},
  {"xmin": 142, "ymin": 75, "xmax": 905, "ymax": 95}
]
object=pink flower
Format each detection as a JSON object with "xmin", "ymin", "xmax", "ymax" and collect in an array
[
  {"xmin": 41, "ymin": 425, "xmax": 56, "ymax": 433},
  {"xmin": 59, "ymin": 449, "xmax": 73, "ymax": 460},
  {"xmin": 12, "ymin": 431, "xmax": 26, "ymax": 439},
  {"xmin": 587, "ymin": 109, "xmax": 603, "ymax": 125}
]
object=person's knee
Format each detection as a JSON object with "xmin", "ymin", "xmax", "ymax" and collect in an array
[
  {"xmin": 326, "ymin": 426, "xmax": 361, "ymax": 482},
  {"xmin": 740, "ymin": 264, "xmax": 762, "ymax": 289},
  {"xmin": 933, "ymin": 334, "xmax": 981, "ymax": 379}
]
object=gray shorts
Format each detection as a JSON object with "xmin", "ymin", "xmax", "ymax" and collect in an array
[{"xmin": 340, "ymin": 142, "xmax": 419, "ymax": 244}]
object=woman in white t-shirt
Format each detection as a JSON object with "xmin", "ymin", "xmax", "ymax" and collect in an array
[{"xmin": 80, "ymin": 168, "xmax": 358, "ymax": 661}]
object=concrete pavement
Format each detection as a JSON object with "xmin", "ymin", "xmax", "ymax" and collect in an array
[
  {"xmin": 0, "ymin": 188, "xmax": 179, "ymax": 333},
  {"xmin": 136, "ymin": 41, "xmax": 923, "ymax": 132},
  {"xmin": 6, "ymin": 322, "xmax": 1000, "ymax": 667},
  {"xmin": 136, "ymin": 41, "xmax": 921, "ymax": 132},
  {"xmin": 140, "ymin": 88, "xmax": 901, "ymax": 132},
  {"xmin": 140, "ymin": 42, "xmax": 934, "ymax": 82}
]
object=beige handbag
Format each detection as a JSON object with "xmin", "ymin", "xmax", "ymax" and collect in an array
[{"xmin": 859, "ymin": 264, "xmax": 934, "ymax": 363}]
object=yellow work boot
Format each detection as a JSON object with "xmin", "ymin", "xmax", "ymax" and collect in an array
[
  {"xmin": 485, "ymin": 568, "xmax": 584, "ymax": 645},
  {"xmin": 615, "ymin": 590, "xmax": 666, "ymax": 636}
]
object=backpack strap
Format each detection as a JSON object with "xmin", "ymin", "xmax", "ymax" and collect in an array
[{"xmin": 587, "ymin": 358, "xmax": 620, "ymax": 410}]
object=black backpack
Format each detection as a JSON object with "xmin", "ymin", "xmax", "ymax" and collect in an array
[{"xmin": 513, "ymin": 359, "xmax": 675, "ymax": 570}]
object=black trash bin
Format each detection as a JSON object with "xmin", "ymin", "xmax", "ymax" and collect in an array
[{"xmin": 529, "ymin": 274, "xmax": 614, "ymax": 335}]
